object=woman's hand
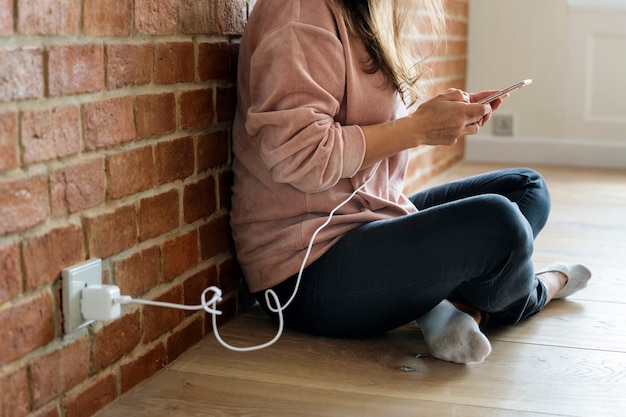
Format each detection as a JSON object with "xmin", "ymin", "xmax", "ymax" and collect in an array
[
  {"xmin": 359, "ymin": 88, "xmax": 506, "ymax": 168},
  {"xmin": 468, "ymin": 89, "xmax": 507, "ymax": 126},
  {"xmin": 406, "ymin": 89, "xmax": 498, "ymax": 147}
]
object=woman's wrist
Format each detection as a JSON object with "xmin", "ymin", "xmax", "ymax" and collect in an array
[
  {"xmin": 360, "ymin": 117, "xmax": 422, "ymax": 168},
  {"xmin": 393, "ymin": 116, "xmax": 424, "ymax": 148}
]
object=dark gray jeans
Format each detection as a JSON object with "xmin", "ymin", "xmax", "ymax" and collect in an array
[{"xmin": 256, "ymin": 168, "xmax": 551, "ymax": 337}]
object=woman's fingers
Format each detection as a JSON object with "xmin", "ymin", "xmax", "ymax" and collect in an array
[
  {"xmin": 410, "ymin": 92, "xmax": 493, "ymax": 146},
  {"xmin": 469, "ymin": 90, "xmax": 501, "ymax": 103}
]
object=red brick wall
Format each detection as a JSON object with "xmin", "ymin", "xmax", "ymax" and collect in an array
[
  {"xmin": 0, "ymin": 1, "xmax": 250, "ymax": 416},
  {"xmin": 404, "ymin": 0, "xmax": 469, "ymax": 192},
  {"xmin": 0, "ymin": 1, "xmax": 467, "ymax": 416}
]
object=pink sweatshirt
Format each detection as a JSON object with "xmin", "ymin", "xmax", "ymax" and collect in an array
[{"xmin": 230, "ymin": 0, "xmax": 418, "ymax": 292}]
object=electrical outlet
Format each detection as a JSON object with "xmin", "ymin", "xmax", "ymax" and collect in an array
[
  {"xmin": 493, "ymin": 114, "xmax": 514, "ymax": 136},
  {"xmin": 62, "ymin": 258, "xmax": 102, "ymax": 333}
]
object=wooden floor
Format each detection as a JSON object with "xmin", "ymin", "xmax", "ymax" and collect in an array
[{"xmin": 97, "ymin": 162, "xmax": 626, "ymax": 417}]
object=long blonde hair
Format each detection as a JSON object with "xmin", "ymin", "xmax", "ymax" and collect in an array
[{"xmin": 334, "ymin": 0, "xmax": 446, "ymax": 106}]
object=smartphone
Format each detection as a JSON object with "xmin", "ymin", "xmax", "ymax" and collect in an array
[{"xmin": 477, "ymin": 79, "xmax": 532, "ymax": 104}]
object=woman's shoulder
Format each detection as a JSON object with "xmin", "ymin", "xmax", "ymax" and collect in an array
[{"xmin": 247, "ymin": 0, "xmax": 342, "ymax": 37}]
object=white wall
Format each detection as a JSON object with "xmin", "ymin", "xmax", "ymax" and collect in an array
[{"xmin": 465, "ymin": 0, "xmax": 626, "ymax": 168}]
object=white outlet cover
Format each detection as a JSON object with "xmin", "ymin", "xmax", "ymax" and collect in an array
[
  {"xmin": 493, "ymin": 114, "xmax": 514, "ymax": 136},
  {"xmin": 62, "ymin": 258, "xmax": 102, "ymax": 333}
]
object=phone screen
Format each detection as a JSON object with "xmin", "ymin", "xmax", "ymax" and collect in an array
[{"xmin": 477, "ymin": 79, "xmax": 532, "ymax": 104}]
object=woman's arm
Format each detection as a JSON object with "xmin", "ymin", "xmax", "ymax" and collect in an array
[{"xmin": 360, "ymin": 89, "xmax": 504, "ymax": 168}]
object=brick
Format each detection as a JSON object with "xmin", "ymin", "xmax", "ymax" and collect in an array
[
  {"xmin": 447, "ymin": 19, "xmax": 468, "ymax": 38},
  {"xmin": 0, "ymin": 172, "xmax": 49, "ymax": 235},
  {"xmin": 446, "ymin": 0, "xmax": 468, "ymax": 16},
  {"xmin": 114, "ymin": 245, "xmax": 160, "ymax": 298},
  {"xmin": 0, "ymin": 0, "xmax": 12, "ymax": 35},
  {"xmin": 0, "ymin": 291, "xmax": 55, "ymax": 363},
  {"xmin": 120, "ymin": 343, "xmax": 165, "ymax": 393},
  {"xmin": 63, "ymin": 373, "xmax": 117, "ymax": 417},
  {"xmin": 210, "ymin": 291, "xmax": 235, "ymax": 326},
  {"xmin": 22, "ymin": 224, "xmax": 84, "ymax": 290},
  {"xmin": 432, "ymin": 58, "xmax": 466, "ymax": 78},
  {"xmin": 50, "ymin": 158, "xmax": 106, "ymax": 215},
  {"xmin": 178, "ymin": 0, "xmax": 216, "ymax": 35},
  {"xmin": 138, "ymin": 190, "xmax": 179, "ymax": 242},
  {"xmin": 445, "ymin": 39, "xmax": 468, "ymax": 56},
  {"xmin": 29, "ymin": 404, "xmax": 60, "ymax": 417},
  {"xmin": 216, "ymin": 0, "xmax": 247, "ymax": 35},
  {"xmin": 196, "ymin": 131, "xmax": 229, "ymax": 172},
  {"xmin": 21, "ymin": 105, "xmax": 81, "ymax": 163},
  {"xmin": 154, "ymin": 42, "xmax": 194, "ymax": 85},
  {"xmin": 155, "ymin": 136, "xmax": 194, "ymax": 184},
  {"xmin": 0, "ymin": 242, "xmax": 21, "ymax": 302},
  {"xmin": 49, "ymin": 173, "xmax": 66, "ymax": 217},
  {"xmin": 135, "ymin": 93, "xmax": 176, "ymax": 139},
  {"xmin": 217, "ymin": 169, "xmax": 233, "ymax": 210},
  {"xmin": 106, "ymin": 43, "xmax": 152, "ymax": 89},
  {"xmin": 83, "ymin": 0, "xmax": 131, "ymax": 36},
  {"xmin": 17, "ymin": 0, "xmax": 79, "ymax": 35},
  {"xmin": 230, "ymin": 40, "xmax": 240, "ymax": 72},
  {"xmin": 0, "ymin": 47, "xmax": 44, "ymax": 102},
  {"xmin": 48, "ymin": 44, "xmax": 104, "ymax": 96},
  {"xmin": 92, "ymin": 310, "xmax": 140, "ymax": 372},
  {"xmin": 199, "ymin": 215, "xmax": 232, "ymax": 261},
  {"xmin": 107, "ymin": 146, "xmax": 155, "ymax": 199},
  {"xmin": 216, "ymin": 86, "xmax": 236, "ymax": 122},
  {"xmin": 218, "ymin": 257, "xmax": 242, "ymax": 294},
  {"xmin": 182, "ymin": 266, "xmax": 217, "ymax": 316},
  {"xmin": 0, "ymin": 367, "xmax": 30, "ymax": 417},
  {"xmin": 85, "ymin": 205, "xmax": 137, "ymax": 258},
  {"xmin": 166, "ymin": 316, "xmax": 203, "ymax": 362},
  {"xmin": 30, "ymin": 336, "xmax": 89, "ymax": 408},
  {"xmin": 134, "ymin": 0, "xmax": 176, "ymax": 35},
  {"xmin": 0, "ymin": 111, "xmax": 18, "ymax": 171},
  {"xmin": 179, "ymin": 88, "xmax": 214, "ymax": 129},
  {"xmin": 142, "ymin": 286, "xmax": 184, "ymax": 343},
  {"xmin": 162, "ymin": 230, "xmax": 198, "ymax": 282},
  {"xmin": 83, "ymin": 96, "xmax": 135, "ymax": 149},
  {"xmin": 198, "ymin": 42, "xmax": 231, "ymax": 81},
  {"xmin": 183, "ymin": 176, "xmax": 216, "ymax": 224}
]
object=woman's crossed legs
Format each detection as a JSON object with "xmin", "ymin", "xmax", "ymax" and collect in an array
[{"xmin": 259, "ymin": 168, "xmax": 590, "ymax": 363}]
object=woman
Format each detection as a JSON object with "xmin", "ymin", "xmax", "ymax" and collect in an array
[{"xmin": 230, "ymin": 0, "xmax": 591, "ymax": 364}]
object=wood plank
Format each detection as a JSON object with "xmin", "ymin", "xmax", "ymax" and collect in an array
[
  {"xmin": 97, "ymin": 370, "xmax": 558, "ymax": 417},
  {"xmin": 486, "ymin": 299, "xmax": 626, "ymax": 352},
  {"xmin": 96, "ymin": 162, "xmax": 626, "ymax": 417},
  {"xmin": 165, "ymin": 314, "xmax": 626, "ymax": 417},
  {"xmin": 534, "ymin": 236, "xmax": 626, "ymax": 268},
  {"xmin": 550, "ymin": 266, "xmax": 625, "ymax": 304},
  {"xmin": 540, "ymin": 207, "xmax": 626, "ymax": 242}
]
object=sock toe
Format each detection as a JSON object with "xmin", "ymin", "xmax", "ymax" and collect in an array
[
  {"xmin": 538, "ymin": 263, "xmax": 592, "ymax": 299},
  {"xmin": 417, "ymin": 300, "xmax": 492, "ymax": 365},
  {"xmin": 430, "ymin": 318, "xmax": 491, "ymax": 364}
]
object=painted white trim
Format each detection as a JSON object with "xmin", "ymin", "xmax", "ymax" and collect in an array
[
  {"xmin": 568, "ymin": 0, "xmax": 626, "ymax": 11},
  {"xmin": 465, "ymin": 135, "xmax": 626, "ymax": 169}
]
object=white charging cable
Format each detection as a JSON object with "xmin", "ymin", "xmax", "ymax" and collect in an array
[{"xmin": 84, "ymin": 167, "xmax": 379, "ymax": 352}]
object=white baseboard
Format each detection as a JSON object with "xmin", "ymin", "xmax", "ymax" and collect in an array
[{"xmin": 465, "ymin": 135, "xmax": 626, "ymax": 169}]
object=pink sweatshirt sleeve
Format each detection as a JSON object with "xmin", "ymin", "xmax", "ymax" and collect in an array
[{"xmin": 244, "ymin": 22, "xmax": 367, "ymax": 193}]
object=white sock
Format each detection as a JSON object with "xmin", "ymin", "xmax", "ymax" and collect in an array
[
  {"xmin": 416, "ymin": 300, "xmax": 491, "ymax": 364},
  {"xmin": 537, "ymin": 263, "xmax": 592, "ymax": 299}
]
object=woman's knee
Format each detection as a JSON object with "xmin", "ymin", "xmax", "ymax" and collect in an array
[
  {"xmin": 525, "ymin": 167, "xmax": 550, "ymax": 203},
  {"xmin": 472, "ymin": 194, "xmax": 534, "ymax": 256},
  {"xmin": 519, "ymin": 168, "xmax": 552, "ymax": 228}
]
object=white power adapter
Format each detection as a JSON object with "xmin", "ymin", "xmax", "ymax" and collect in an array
[{"xmin": 81, "ymin": 285, "xmax": 122, "ymax": 321}]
